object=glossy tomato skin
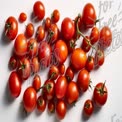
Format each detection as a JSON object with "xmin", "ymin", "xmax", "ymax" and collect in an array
[
  {"xmin": 54, "ymin": 40, "xmax": 68, "ymax": 65},
  {"xmin": 5, "ymin": 16, "xmax": 18, "ymax": 40},
  {"xmin": 8, "ymin": 71, "xmax": 21, "ymax": 98},
  {"xmin": 93, "ymin": 82, "xmax": 108, "ymax": 106},
  {"xmin": 77, "ymin": 69, "xmax": 90, "ymax": 92},
  {"xmin": 33, "ymin": 1, "xmax": 45, "ymax": 20},
  {"xmin": 61, "ymin": 17, "xmax": 75, "ymax": 41},
  {"xmin": 55, "ymin": 76, "xmax": 68, "ymax": 99},
  {"xmin": 19, "ymin": 12, "xmax": 27, "ymax": 22},
  {"xmin": 52, "ymin": 9, "xmax": 60, "ymax": 23},
  {"xmin": 71, "ymin": 48, "xmax": 87, "ymax": 71},
  {"xmin": 66, "ymin": 81, "xmax": 79, "ymax": 104},
  {"xmin": 45, "ymin": 17, "xmax": 51, "ymax": 30},
  {"xmin": 59, "ymin": 64, "xmax": 65, "ymax": 75},
  {"xmin": 23, "ymin": 87, "xmax": 37, "ymax": 112},
  {"xmin": 99, "ymin": 26, "xmax": 112, "ymax": 48},
  {"xmin": 56, "ymin": 100, "xmax": 66, "ymax": 120},
  {"xmin": 65, "ymin": 67, "xmax": 74, "ymax": 82},
  {"xmin": 14, "ymin": 34, "xmax": 27, "ymax": 57},
  {"xmin": 26, "ymin": 23, "xmax": 34, "ymax": 38}
]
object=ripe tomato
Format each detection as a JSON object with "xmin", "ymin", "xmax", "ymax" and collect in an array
[
  {"xmin": 55, "ymin": 76, "xmax": 68, "ymax": 99},
  {"xmin": 37, "ymin": 95, "xmax": 46, "ymax": 112},
  {"xmin": 32, "ymin": 74, "xmax": 41, "ymax": 91},
  {"xmin": 67, "ymin": 39, "xmax": 76, "ymax": 53},
  {"xmin": 61, "ymin": 17, "xmax": 75, "ymax": 41},
  {"xmin": 45, "ymin": 17, "xmax": 51, "ymax": 30},
  {"xmin": 38, "ymin": 41, "xmax": 51, "ymax": 67},
  {"xmin": 36, "ymin": 25, "xmax": 45, "ymax": 42},
  {"xmin": 65, "ymin": 67, "xmax": 74, "ymax": 82},
  {"xmin": 59, "ymin": 64, "xmax": 65, "ymax": 75},
  {"xmin": 52, "ymin": 9, "xmax": 60, "ymax": 23},
  {"xmin": 66, "ymin": 81, "xmax": 79, "ymax": 104},
  {"xmin": 17, "ymin": 58, "xmax": 31, "ymax": 80},
  {"xmin": 99, "ymin": 26, "xmax": 112, "ymax": 48},
  {"xmin": 56, "ymin": 100, "xmax": 66, "ymax": 120},
  {"xmin": 82, "ymin": 3, "xmax": 96, "ymax": 28},
  {"xmin": 71, "ymin": 48, "xmax": 87, "ymax": 71},
  {"xmin": 85, "ymin": 56, "xmax": 94, "ymax": 72},
  {"xmin": 9, "ymin": 56, "xmax": 17, "ymax": 70},
  {"xmin": 19, "ymin": 12, "xmax": 27, "ymax": 22},
  {"xmin": 77, "ymin": 69, "xmax": 90, "ymax": 92},
  {"xmin": 48, "ymin": 100, "xmax": 55, "ymax": 113},
  {"xmin": 90, "ymin": 26, "xmax": 99, "ymax": 45},
  {"xmin": 83, "ymin": 99, "xmax": 94, "ymax": 116},
  {"xmin": 8, "ymin": 71, "xmax": 21, "ymax": 98},
  {"xmin": 26, "ymin": 23, "xmax": 34, "ymax": 38},
  {"xmin": 93, "ymin": 82, "xmax": 108, "ymax": 106},
  {"xmin": 54, "ymin": 40, "xmax": 68, "ymax": 65},
  {"xmin": 14, "ymin": 34, "xmax": 27, "ymax": 57},
  {"xmin": 5, "ymin": 16, "xmax": 18, "ymax": 40},
  {"xmin": 33, "ymin": 1, "xmax": 45, "ymax": 20},
  {"xmin": 49, "ymin": 65, "xmax": 59, "ymax": 80},
  {"xmin": 23, "ymin": 87, "xmax": 37, "ymax": 112}
]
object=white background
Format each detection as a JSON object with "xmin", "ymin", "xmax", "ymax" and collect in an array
[{"xmin": 0, "ymin": 0, "xmax": 122, "ymax": 122}]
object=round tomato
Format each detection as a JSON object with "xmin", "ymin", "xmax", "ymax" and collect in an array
[
  {"xmin": 9, "ymin": 56, "xmax": 17, "ymax": 70},
  {"xmin": 19, "ymin": 12, "xmax": 27, "ymax": 22},
  {"xmin": 93, "ymin": 82, "xmax": 108, "ymax": 106},
  {"xmin": 71, "ymin": 48, "xmax": 87, "ymax": 71},
  {"xmin": 8, "ymin": 71, "xmax": 21, "ymax": 98},
  {"xmin": 5, "ymin": 16, "xmax": 18, "ymax": 40},
  {"xmin": 26, "ymin": 23, "xmax": 34, "ymax": 38},
  {"xmin": 14, "ymin": 34, "xmax": 27, "ymax": 57},
  {"xmin": 48, "ymin": 100, "xmax": 55, "ymax": 113},
  {"xmin": 23, "ymin": 87, "xmax": 37, "ymax": 112},
  {"xmin": 52, "ymin": 9, "xmax": 60, "ymax": 23}
]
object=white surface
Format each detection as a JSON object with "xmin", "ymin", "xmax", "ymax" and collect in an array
[{"xmin": 0, "ymin": 0, "xmax": 122, "ymax": 122}]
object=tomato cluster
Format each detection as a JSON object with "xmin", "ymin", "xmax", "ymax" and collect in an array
[{"xmin": 6, "ymin": 1, "xmax": 112, "ymax": 120}]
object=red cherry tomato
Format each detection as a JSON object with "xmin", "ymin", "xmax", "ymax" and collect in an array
[
  {"xmin": 26, "ymin": 23, "xmax": 34, "ymax": 38},
  {"xmin": 55, "ymin": 76, "xmax": 68, "ymax": 99},
  {"xmin": 45, "ymin": 17, "xmax": 51, "ymax": 30},
  {"xmin": 5, "ymin": 16, "xmax": 18, "ymax": 40},
  {"xmin": 61, "ymin": 17, "xmax": 75, "ymax": 41},
  {"xmin": 66, "ymin": 81, "xmax": 79, "ymax": 104},
  {"xmin": 48, "ymin": 100, "xmax": 55, "ymax": 113},
  {"xmin": 67, "ymin": 39, "xmax": 76, "ymax": 53},
  {"xmin": 59, "ymin": 64, "xmax": 65, "ymax": 75},
  {"xmin": 23, "ymin": 87, "xmax": 37, "ymax": 112},
  {"xmin": 8, "ymin": 71, "xmax": 21, "ymax": 98},
  {"xmin": 9, "ymin": 56, "xmax": 17, "ymax": 70},
  {"xmin": 14, "ymin": 34, "xmax": 27, "ymax": 57},
  {"xmin": 77, "ymin": 69, "xmax": 90, "ymax": 92},
  {"xmin": 52, "ymin": 9, "xmax": 60, "ymax": 23},
  {"xmin": 19, "ymin": 12, "xmax": 27, "ymax": 22},
  {"xmin": 33, "ymin": 1, "xmax": 45, "ymax": 20},
  {"xmin": 71, "ymin": 48, "xmax": 87, "ymax": 71},
  {"xmin": 93, "ymin": 82, "xmax": 108, "ymax": 106}
]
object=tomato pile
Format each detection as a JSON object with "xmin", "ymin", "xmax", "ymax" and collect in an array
[{"xmin": 6, "ymin": 1, "xmax": 112, "ymax": 120}]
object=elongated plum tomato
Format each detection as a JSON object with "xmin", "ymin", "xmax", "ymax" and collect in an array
[
  {"xmin": 71, "ymin": 48, "xmax": 87, "ymax": 70},
  {"xmin": 14, "ymin": 34, "xmax": 27, "ymax": 57},
  {"xmin": 8, "ymin": 71, "xmax": 21, "ymax": 98},
  {"xmin": 38, "ymin": 41, "xmax": 51, "ymax": 67},
  {"xmin": 23, "ymin": 87, "xmax": 37, "ymax": 112},
  {"xmin": 54, "ymin": 40, "xmax": 68, "ymax": 65},
  {"xmin": 55, "ymin": 76, "xmax": 68, "ymax": 99},
  {"xmin": 5, "ymin": 16, "xmax": 18, "ymax": 40}
]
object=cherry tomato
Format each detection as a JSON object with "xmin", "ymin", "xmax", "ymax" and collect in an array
[
  {"xmin": 26, "ymin": 23, "xmax": 34, "ymax": 38},
  {"xmin": 19, "ymin": 12, "xmax": 27, "ymax": 22},
  {"xmin": 33, "ymin": 1, "xmax": 45, "ymax": 20},
  {"xmin": 23, "ymin": 87, "xmax": 37, "ymax": 112},
  {"xmin": 77, "ymin": 69, "xmax": 90, "ymax": 92},
  {"xmin": 56, "ymin": 100, "xmax": 66, "ymax": 120},
  {"xmin": 38, "ymin": 41, "xmax": 51, "ymax": 67},
  {"xmin": 66, "ymin": 81, "xmax": 79, "ymax": 104},
  {"xmin": 90, "ymin": 26, "xmax": 99, "ymax": 45},
  {"xmin": 9, "ymin": 56, "xmax": 17, "ymax": 70},
  {"xmin": 99, "ymin": 26, "xmax": 112, "ymax": 48},
  {"xmin": 61, "ymin": 17, "xmax": 75, "ymax": 41},
  {"xmin": 49, "ymin": 65, "xmax": 59, "ymax": 80},
  {"xmin": 59, "ymin": 64, "xmax": 65, "ymax": 75},
  {"xmin": 17, "ymin": 58, "xmax": 31, "ymax": 80},
  {"xmin": 85, "ymin": 56, "xmax": 94, "ymax": 72},
  {"xmin": 55, "ymin": 76, "xmax": 68, "ymax": 99},
  {"xmin": 82, "ymin": 3, "xmax": 96, "ymax": 28},
  {"xmin": 83, "ymin": 99, "xmax": 94, "ymax": 116},
  {"xmin": 54, "ymin": 40, "xmax": 68, "ymax": 65},
  {"xmin": 71, "ymin": 48, "xmax": 87, "ymax": 71},
  {"xmin": 52, "ymin": 9, "xmax": 60, "ymax": 23},
  {"xmin": 5, "ymin": 16, "xmax": 18, "ymax": 40},
  {"xmin": 48, "ymin": 100, "xmax": 55, "ymax": 113},
  {"xmin": 45, "ymin": 17, "xmax": 51, "ymax": 30},
  {"xmin": 8, "ymin": 71, "xmax": 21, "ymax": 98},
  {"xmin": 93, "ymin": 82, "xmax": 108, "ymax": 106},
  {"xmin": 14, "ymin": 34, "xmax": 27, "ymax": 57},
  {"xmin": 32, "ymin": 74, "xmax": 41, "ymax": 91},
  {"xmin": 82, "ymin": 36, "xmax": 91, "ymax": 52},
  {"xmin": 65, "ymin": 66, "xmax": 74, "ymax": 82},
  {"xmin": 36, "ymin": 25, "xmax": 45, "ymax": 42},
  {"xmin": 37, "ymin": 95, "xmax": 46, "ymax": 112},
  {"xmin": 67, "ymin": 39, "xmax": 76, "ymax": 53}
]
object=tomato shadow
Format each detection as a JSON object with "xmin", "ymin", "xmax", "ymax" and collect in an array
[
  {"xmin": 35, "ymin": 109, "xmax": 44, "ymax": 117},
  {"xmin": 30, "ymin": 12, "xmax": 42, "ymax": 23},
  {"xmin": 81, "ymin": 109, "xmax": 90, "ymax": 121}
]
